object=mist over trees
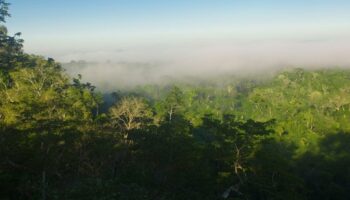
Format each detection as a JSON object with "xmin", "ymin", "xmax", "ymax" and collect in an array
[{"xmin": 1, "ymin": 1, "xmax": 350, "ymax": 199}]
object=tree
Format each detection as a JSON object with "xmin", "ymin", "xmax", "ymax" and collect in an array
[
  {"xmin": 0, "ymin": 55, "xmax": 103, "ymax": 133},
  {"xmin": 0, "ymin": 0, "xmax": 10, "ymax": 23},
  {"xmin": 109, "ymin": 96, "xmax": 153, "ymax": 136},
  {"xmin": 156, "ymin": 86, "xmax": 184, "ymax": 122},
  {"xmin": 0, "ymin": 0, "xmax": 24, "ymax": 71}
]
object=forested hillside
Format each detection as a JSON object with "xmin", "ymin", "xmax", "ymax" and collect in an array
[{"xmin": 1, "ymin": 1, "xmax": 350, "ymax": 199}]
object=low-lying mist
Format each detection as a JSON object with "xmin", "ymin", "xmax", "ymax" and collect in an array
[{"xmin": 62, "ymin": 39, "xmax": 350, "ymax": 91}]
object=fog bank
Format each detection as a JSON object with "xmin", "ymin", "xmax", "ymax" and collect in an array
[{"xmin": 62, "ymin": 39, "xmax": 350, "ymax": 91}]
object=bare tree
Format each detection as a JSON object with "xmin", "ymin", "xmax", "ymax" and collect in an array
[{"xmin": 109, "ymin": 96, "xmax": 152, "ymax": 137}]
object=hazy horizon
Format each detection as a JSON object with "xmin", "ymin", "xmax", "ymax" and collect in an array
[{"xmin": 5, "ymin": 0, "xmax": 350, "ymax": 89}]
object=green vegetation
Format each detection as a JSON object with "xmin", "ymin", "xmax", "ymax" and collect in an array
[{"xmin": 1, "ymin": 1, "xmax": 350, "ymax": 199}]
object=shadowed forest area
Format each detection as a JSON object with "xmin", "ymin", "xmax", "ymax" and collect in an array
[{"xmin": 1, "ymin": 1, "xmax": 350, "ymax": 199}]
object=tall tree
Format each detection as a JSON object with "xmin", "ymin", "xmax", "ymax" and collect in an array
[{"xmin": 109, "ymin": 96, "xmax": 153, "ymax": 135}]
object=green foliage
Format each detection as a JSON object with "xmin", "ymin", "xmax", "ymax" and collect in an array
[
  {"xmin": 0, "ymin": 55, "xmax": 100, "ymax": 129},
  {"xmin": 0, "ymin": 0, "xmax": 24, "ymax": 72},
  {"xmin": 0, "ymin": 0, "xmax": 10, "ymax": 23}
]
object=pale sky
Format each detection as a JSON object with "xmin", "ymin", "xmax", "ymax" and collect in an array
[{"xmin": 5, "ymin": 0, "xmax": 350, "ymax": 62}]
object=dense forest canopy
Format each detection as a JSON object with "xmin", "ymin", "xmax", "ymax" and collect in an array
[{"xmin": 1, "ymin": 1, "xmax": 350, "ymax": 199}]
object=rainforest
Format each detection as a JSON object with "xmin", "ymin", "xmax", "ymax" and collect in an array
[{"xmin": 1, "ymin": 1, "xmax": 350, "ymax": 199}]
